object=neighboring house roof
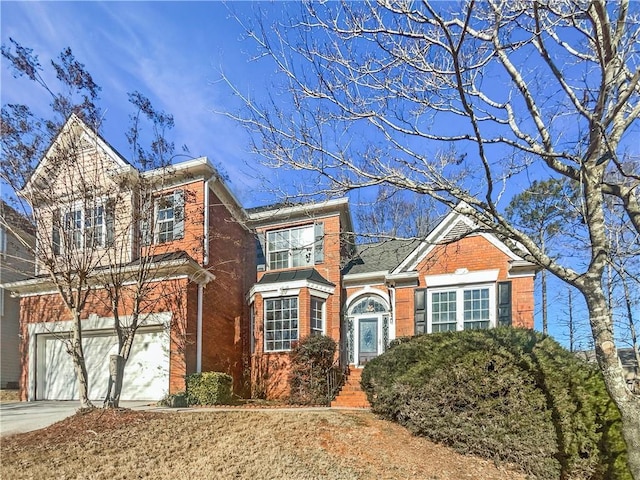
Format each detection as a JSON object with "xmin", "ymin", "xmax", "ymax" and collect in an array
[
  {"xmin": 342, "ymin": 239, "xmax": 420, "ymax": 276},
  {"xmin": 257, "ymin": 268, "xmax": 335, "ymax": 287},
  {"xmin": 0, "ymin": 201, "xmax": 36, "ymax": 240}
]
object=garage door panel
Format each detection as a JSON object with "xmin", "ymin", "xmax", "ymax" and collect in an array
[
  {"xmin": 120, "ymin": 330, "xmax": 169, "ymax": 401},
  {"xmin": 36, "ymin": 328, "xmax": 169, "ymax": 401}
]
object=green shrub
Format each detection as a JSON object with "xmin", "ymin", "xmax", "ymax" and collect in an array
[
  {"xmin": 361, "ymin": 328, "xmax": 630, "ymax": 480},
  {"xmin": 288, "ymin": 335, "xmax": 339, "ymax": 405},
  {"xmin": 186, "ymin": 372, "xmax": 234, "ymax": 405}
]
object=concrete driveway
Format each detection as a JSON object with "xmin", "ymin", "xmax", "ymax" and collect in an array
[{"xmin": 0, "ymin": 401, "xmax": 153, "ymax": 436}]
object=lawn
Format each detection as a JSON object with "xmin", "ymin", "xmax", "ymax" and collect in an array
[{"xmin": 1, "ymin": 408, "xmax": 525, "ymax": 479}]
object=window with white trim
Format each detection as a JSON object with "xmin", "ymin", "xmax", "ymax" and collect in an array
[
  {"xmin": 61, "ymin": 204, "xmax": 106, "ymax": 249},
  {"xmin": 153, "ymin": 190, "xmax": 184, "ymax": 244},
  {"xmin": 265, "ymin": 223, "xmax": 324, "ymax": 270},
  {"xmin": 310, "ymin": 297, "xmax": 325, "ymax": 336},
  {"xmin": 428, "ymin": 285, "xmax": 494, "ymax": 332},
  {"xmin": 264, "ymin": 297, "xmax": 299, "ymax": 351}
]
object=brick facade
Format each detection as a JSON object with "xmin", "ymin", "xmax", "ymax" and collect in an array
[{"xmin": 8, "ymin": 117, "xmax": 537, "ymax": 403}]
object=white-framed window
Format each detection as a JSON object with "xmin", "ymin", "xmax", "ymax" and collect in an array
[
  {"xmin": 428, "ymin": 284, "xmax": 494, "ymax": 333},
  {"xmin": 61, "ymin": 204, "xmax": 106, "ymax": 249},
  {"xmin": 265, "ymin": 223, "xmax": 324, "ymax": 270},
  {"xmin": 264, "ymin": 296, "xmax": 299, "ymax": 351},
  {"xmin": 153, "ymin": 190, "xmax": 184, "ymax": 244},
  {"xmin": 310, "ymin": 297, "xmax": 325, "ymax": 336}
]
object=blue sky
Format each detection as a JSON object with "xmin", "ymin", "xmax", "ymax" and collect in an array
[{"xmin": 1, "ymin": 1, "xmax": 284, "ymax": 207}]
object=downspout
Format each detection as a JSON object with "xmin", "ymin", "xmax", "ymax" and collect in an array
[
  {"xmin": 203, "ymin": 178, "xmax": 211, "ymax": 265},
  {"xmin": 197, "ymin": 284, "xmax": 203, "ymax": 373},
  {"xmin": 198, "ymin": 178, "xmax": 211, "ymax": 373},
  {"xmin": 388, "ymin": 283, "xmax": 396, "ymax": 345}
]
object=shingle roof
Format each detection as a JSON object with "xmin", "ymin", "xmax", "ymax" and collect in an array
[
  {"xmin": 342, "ymin": 239, "xmax": 421, "ymax": 275},
  {"xmin": 257, "ymin": 268, "xmax": 335, "ymax": 287}
]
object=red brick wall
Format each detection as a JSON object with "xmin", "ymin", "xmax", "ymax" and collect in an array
[
  {"xmin": 146, "ymin": 181, "xmax": 206, "ymax": 264},
  {"xmin": 251, "ymin": 213, "xmax": 344, "ymax": 399},
  {"xmin": 200, "ymin": 187, "xmax": 255, "ymax": 396},
  {"xmin": 345, "ymin": 235, "xmax": 535, "ymax": 343}
]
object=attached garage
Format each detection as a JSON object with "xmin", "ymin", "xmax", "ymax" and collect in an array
[{"xmin": 34, "ymin": 327, "xmax": 169, "ymax": 401}]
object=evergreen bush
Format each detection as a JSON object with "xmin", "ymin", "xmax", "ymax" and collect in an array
[
  {"xmin": 361, "ymin": 328, "xmax": 630, "ymax": 480},
  {"xmin": 186, "ymin": 371, "xmax": 233, "ymax": 405},
  {"xmin": 288, "ymin": 335, "xmax": 339, "ymax": 405}
]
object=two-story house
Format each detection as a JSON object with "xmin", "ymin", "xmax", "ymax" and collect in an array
[
  {"xmin": 4, "ymin": 115, "xmax": 253, "ymax": 401},
  {"xmin": 4, "ymin": 114, "xmax": 536, "ymax": 402}
]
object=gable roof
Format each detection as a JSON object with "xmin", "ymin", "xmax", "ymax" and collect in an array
[
  {"xmin": 22, "ymin": 113, "xmax": 134, "ymax": 196},
  {"xmin": 393, "ymin": 204, "xmax": 531, "ymax": 274}
]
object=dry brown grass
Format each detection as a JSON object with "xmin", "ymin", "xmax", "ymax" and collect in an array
[
  {"xmin": 0, "ymin": 389, "xmax": 20, "ymax": 403},
  {"xmin": 1, "ymin": 408, "xmax": 525, "ymax": 479}
]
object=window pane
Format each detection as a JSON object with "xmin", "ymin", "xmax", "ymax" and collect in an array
[
  {"xmin": 431, "ymin": 291, "xmax": 457, "ymax": 331},
  {"xmin": 265, "ymin": 297, "xmax": 299, "ymax": 352},
  {"xmin": 463, "ymin": 288, "xmax": 490, "ymax": 330},
  {"xmin": 311, "ymin": 297, "xmax": 324, "ymax": 335}
]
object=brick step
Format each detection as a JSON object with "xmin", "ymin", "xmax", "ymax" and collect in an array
[{"xmin": 331, "ymin": 368, "xmax": 370, "ymax": 409}]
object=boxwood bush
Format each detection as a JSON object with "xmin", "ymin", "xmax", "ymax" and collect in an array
[
  {"xmin": 186, "ymin": 371, "xmax": 233, "ymax": 405},
  {"xmin": 361, "ymin": 328, "xmax": 630, "ymax": 480}
]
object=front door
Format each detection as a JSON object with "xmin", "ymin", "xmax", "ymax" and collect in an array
[{"xmin": 358, "ymin": 317, "xmax": 379, "ymax": 365}]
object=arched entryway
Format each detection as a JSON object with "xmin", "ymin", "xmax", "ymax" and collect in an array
[{"xmin": 345, "ymin": 293, "xmax": 391, "ymax": 366}]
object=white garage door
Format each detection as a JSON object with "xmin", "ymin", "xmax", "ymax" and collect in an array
[{"xmin": 36, "ymin": 327, "xmax": 169, "ymax": 401}]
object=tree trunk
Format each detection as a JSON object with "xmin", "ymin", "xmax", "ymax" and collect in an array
[
  {"xmin": 103, "ymin": 354, "xmax": 125, "ymax": 408},
  {"xmin": 541, "ymin": 268, "xmax": 548, "ymax": 336},
  {"xmin": 583, "ymin": 283, "xmax": 640, "ymax": 479},
  {"xmin": 71, "ymin": 310, "xmax": 93, "ymax": 409}
]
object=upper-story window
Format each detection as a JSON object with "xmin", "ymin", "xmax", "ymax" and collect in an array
[
  {"xmin": 57, "ymin": 203, "xmax": 109, "ymax": 251},
  {"xmin": 142, "ymin": 190, "xmax": 184, "ymax": 245},
  {"xmin": 156, "ymin": 191, "xmax": 184, "ymax": 243},
  {"xmin": 265, "ymin": 223, "xmax": 324, "ymax": 270}
]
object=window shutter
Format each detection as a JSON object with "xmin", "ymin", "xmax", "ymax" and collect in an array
[
  {"xmin": 256, "ymin": 234, "xmax": 266, "ymax": 268},
  {"xmin": 105, "ymin": 200, "xmax": 115, "ymax": 247},
  {"xmin": 414, "ymin": 289, "xmax": 426, "ymax": 334},
  {"xmin": 314, "ymin": 222, "xmax": 324, "ymax": 264},
  {"xmin": 497, "ymin": 281, "xmax": 512, "ymax": 327},
  {"xmin": 52, "ymin": 208, "xmax": 61, "ymax": 256},
  {"xmin": 140, "ymin": 216, "xmax": 151, "ymax": 246},
  {"xmin": 173, "ymin": 190, "xmax": 185, "ymax": 240}
]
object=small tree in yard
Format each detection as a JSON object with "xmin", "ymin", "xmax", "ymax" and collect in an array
[
  {"xmin": 1, "ymin": 41, "xmax": 195, "ymax": 408},
  {"xmin": 225, "ymin": 1, "xmax": 640, "ymax": 476},
  {"xmin": 288, "ymin": 335, "xmax": 338, "ymax": 405}
]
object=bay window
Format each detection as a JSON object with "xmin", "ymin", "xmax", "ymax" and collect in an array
[
  {"xmin": 310, "ymin": 297, "xmax": 325, "ymax": 336},
  {"xmin": 264, "ymin": 297, "xmax": 299, "ymax": 351}
]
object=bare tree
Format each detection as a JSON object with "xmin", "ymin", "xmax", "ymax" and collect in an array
[
  {"xmin": 355, "ymin": 186, "xmax": 439, "ymax": 242},
  {"xmin": 224, "ymin": 1, "xmax": 640, "ymax": 475},
  {"xmin": 1, "ymin": 43, "xmax": 199, "ymax": 409}
]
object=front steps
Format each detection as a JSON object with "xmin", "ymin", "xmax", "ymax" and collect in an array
[{"xmin": 331, "ymin": 367, "xmax": 370, "ymax": 409}]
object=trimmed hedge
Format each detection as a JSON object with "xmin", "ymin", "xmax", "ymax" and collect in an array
[
  {"xmin": 361, "ymin": 328, "xmax": 630, "ymax": 480},
  {"xmin": 288, "ymin": 335, "xmax": 340, "ymax": 405},
  {"xmin": 186, "ymin": 372, "xmax": 233, "ymax": 405}
]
